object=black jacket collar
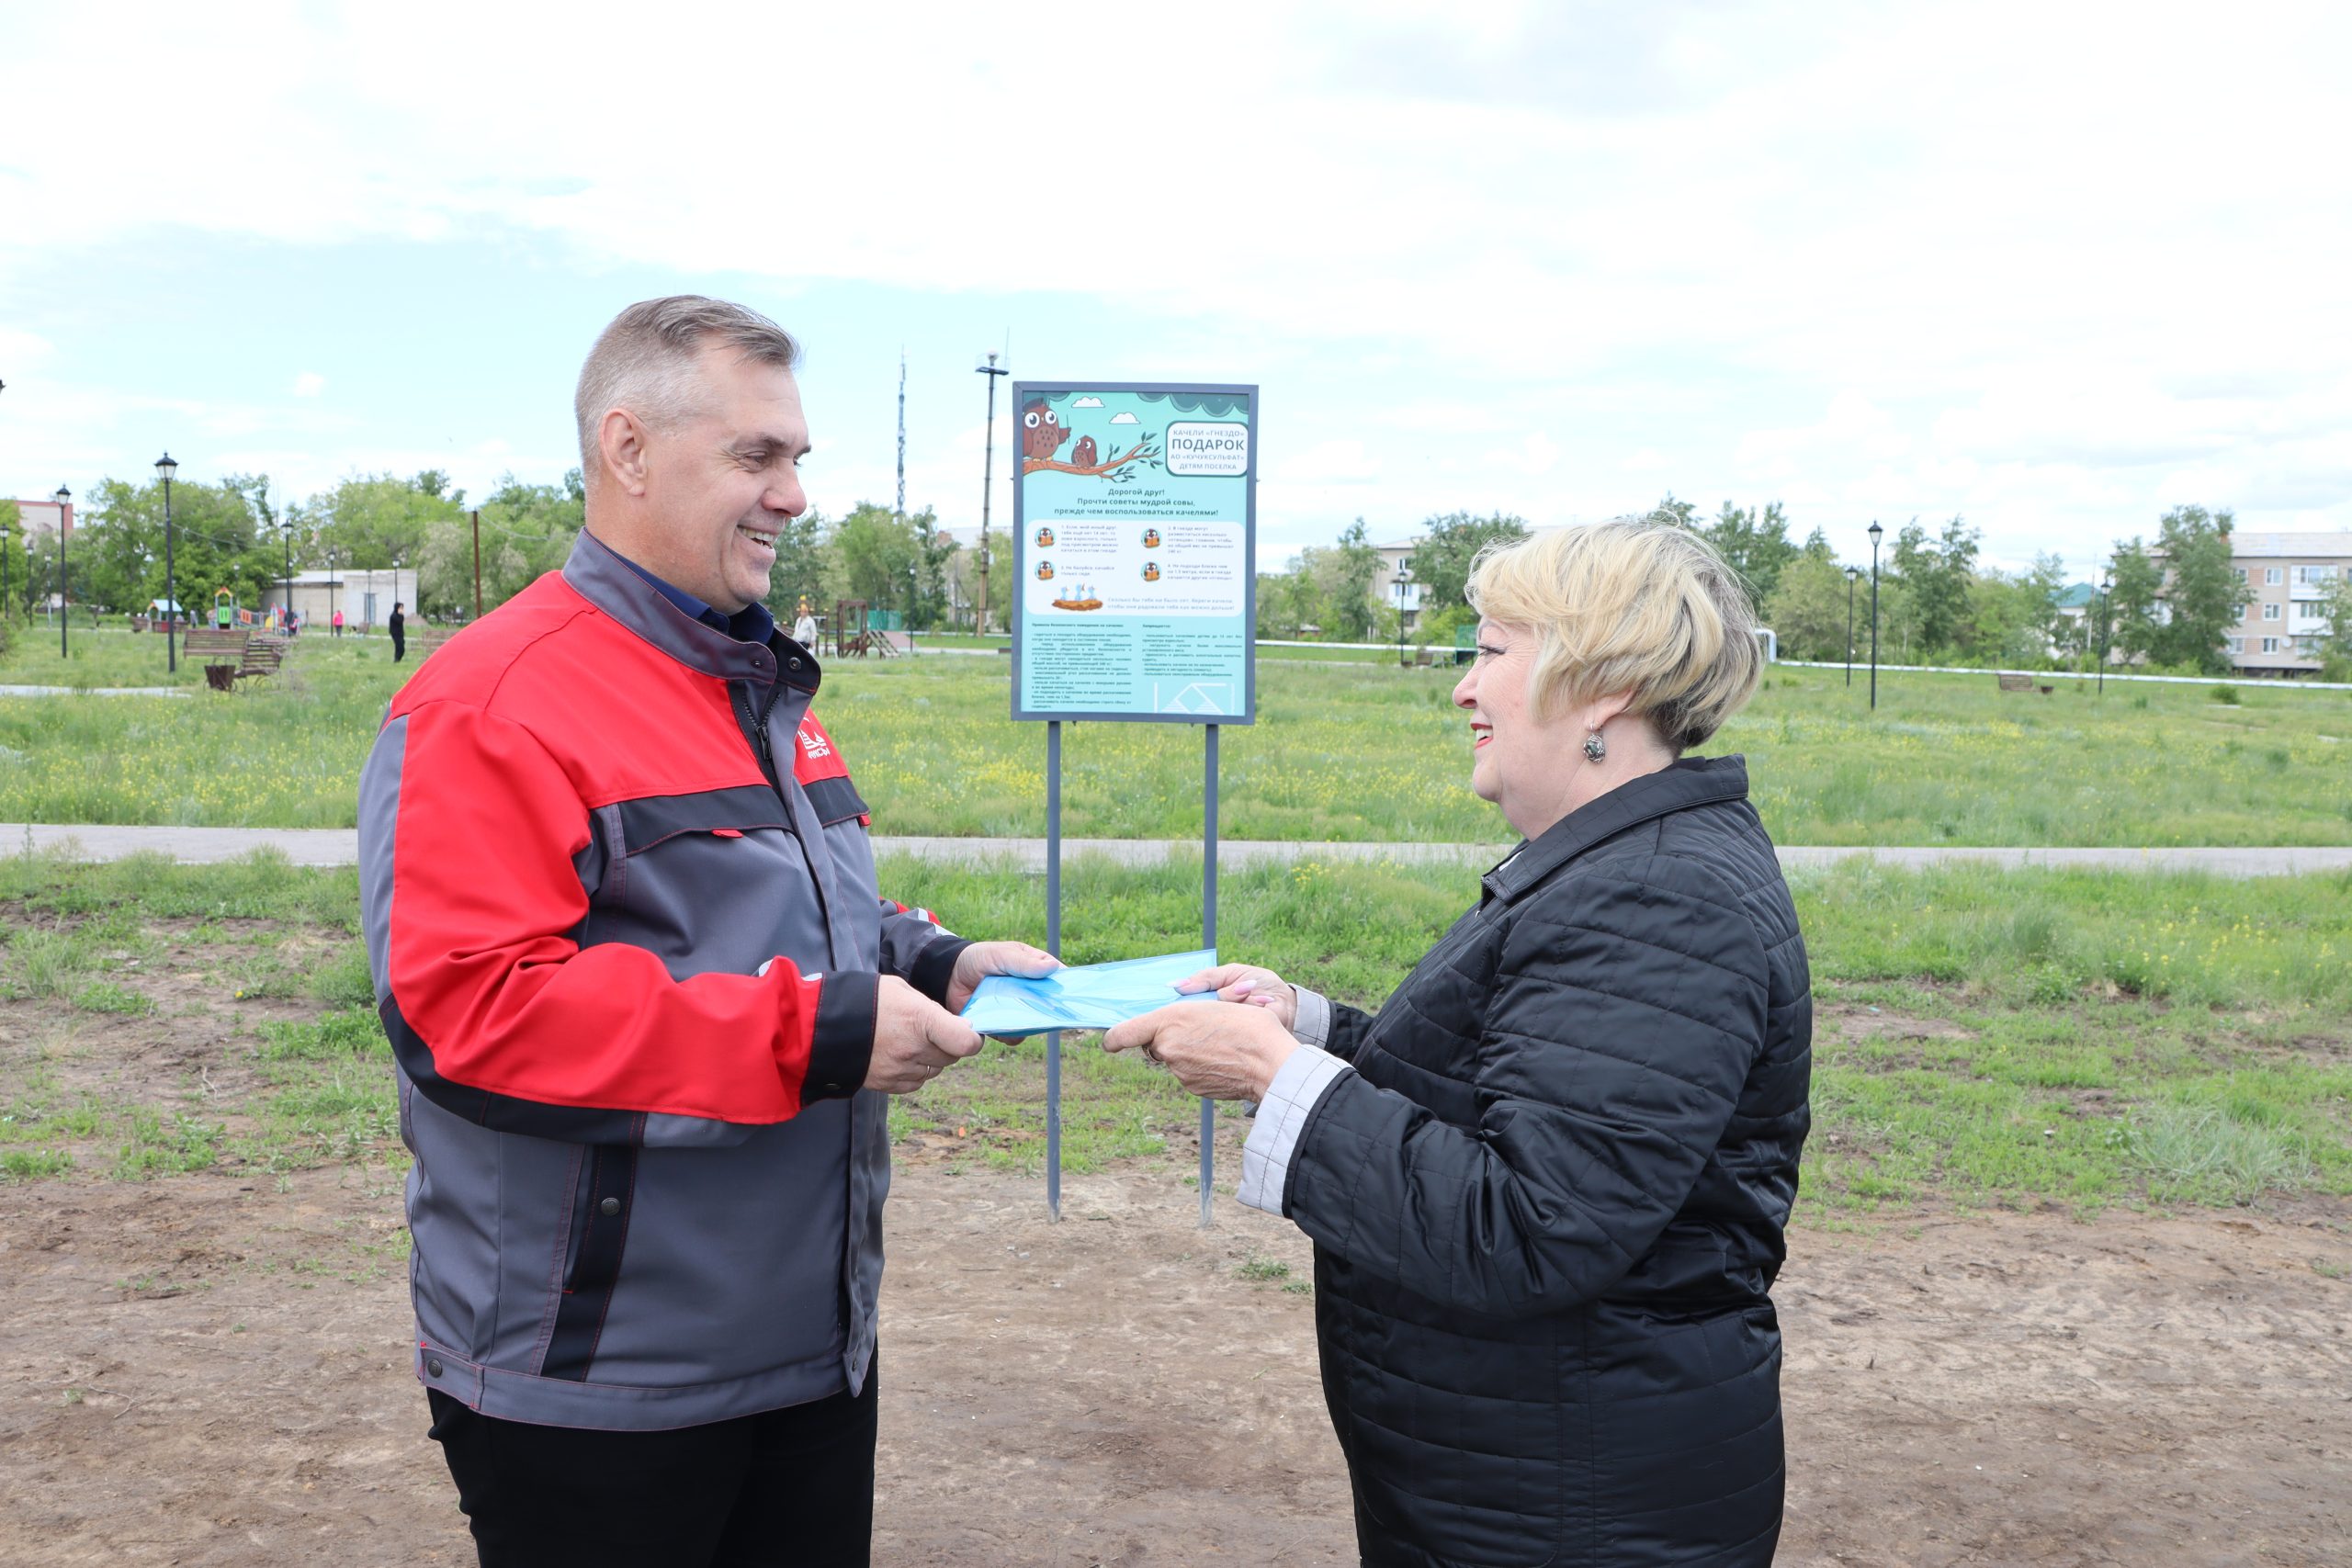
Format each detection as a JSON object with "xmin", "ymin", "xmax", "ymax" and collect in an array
[{"xmin": 1481, "ymin": 755, "xmax": 1750, "ymax": 907}]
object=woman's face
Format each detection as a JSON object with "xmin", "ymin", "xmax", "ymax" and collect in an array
[{"xmin": 1452, "ymin": 619, "xmax": 1579, "ymax": 836}]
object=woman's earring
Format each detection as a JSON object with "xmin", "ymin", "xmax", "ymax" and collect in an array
[{"xmin": 1583, "ymin": 731, "xmax": 1607, "ymax": 762}]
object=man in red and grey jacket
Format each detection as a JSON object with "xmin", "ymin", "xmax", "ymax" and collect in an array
[{"xmin": 358, "ymin": 297, "xmax": 1055, "ymax": 1568}]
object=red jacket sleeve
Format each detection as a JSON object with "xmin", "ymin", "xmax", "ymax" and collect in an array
[{"xmin": 367, "ymin": 701, "xmax": 874, "ymax": 1141}]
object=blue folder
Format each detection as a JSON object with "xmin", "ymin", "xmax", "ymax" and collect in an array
[{"xmin": 960, "ymin": 948, "xmax": 1218, "ymax": 1036}]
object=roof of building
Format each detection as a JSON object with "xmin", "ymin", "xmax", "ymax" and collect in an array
[
  {"xmin": 2228, "ymin": 531, "xmax": 2352, "ymax": 558},
  {"xmin": 2054, "ymin": 581, "xmax": 2098, "ymax": 609}
]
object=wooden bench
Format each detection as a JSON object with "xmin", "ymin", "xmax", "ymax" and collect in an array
[{"xmin": 1996, "ymin": 671, "xmax": 2053, "ymax": 695}]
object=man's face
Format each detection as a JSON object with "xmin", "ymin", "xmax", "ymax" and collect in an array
[{"xmin": 642, "ymin": 348, "xmax": 810, "ymax": 613}]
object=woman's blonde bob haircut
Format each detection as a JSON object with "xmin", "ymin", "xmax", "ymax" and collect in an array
[{"xmin": 1465, "ymin": 519, "xmax": 1764, "ymax": 754}]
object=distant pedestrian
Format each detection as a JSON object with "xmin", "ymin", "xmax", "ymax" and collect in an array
[
  {"xmin": 390, "ymin": 602, "xmax": 407, "ymax": 662},
  {"xmin": 332, "ymin": 608, "xmax": 344, "ymax": 637}
]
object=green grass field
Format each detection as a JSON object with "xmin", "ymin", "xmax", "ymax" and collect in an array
[
  {"xmin": 2, "ymin": 852, "xmax": 2345, "ymax": 1219},
  {"xmin": 1, "ymin": 627, "xmax": 2347, "ymax": 844}
]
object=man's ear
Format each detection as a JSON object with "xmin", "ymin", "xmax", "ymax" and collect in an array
[{"xmin": 597, "ymin": 408, "xmax": 654, "ymax": 497}]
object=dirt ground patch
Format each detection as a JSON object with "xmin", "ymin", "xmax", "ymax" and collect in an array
[{"xmin": 2, "ymin": 1153, "xmax": 2346, "ymax": 1567}]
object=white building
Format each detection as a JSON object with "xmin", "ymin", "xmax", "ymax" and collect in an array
[
  {"xmin": 257, "ymin": 568, "xmax": 417, "ymax": 632},
  {"xmin": 2220, "ymin": 532, "xmax": 2349, "ymax": 675}
]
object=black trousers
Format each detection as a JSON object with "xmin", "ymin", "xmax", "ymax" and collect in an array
[
  {"xmin": 425, "ymin": 1365, "xmax": 877, "ymax": 1568},
  {"xmin": 391, "ymin": 631, "xmax": 406, "ymax": 661}
]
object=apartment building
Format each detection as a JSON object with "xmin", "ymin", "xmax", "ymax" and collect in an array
[{"xmin": 2223, "ymin": 532, "xmax": 2350, "ymax": 675}]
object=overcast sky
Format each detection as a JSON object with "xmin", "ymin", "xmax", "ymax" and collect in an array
[{"xmin": 3, "ymin": 0, "xmax": 2346, "ymax": 578}]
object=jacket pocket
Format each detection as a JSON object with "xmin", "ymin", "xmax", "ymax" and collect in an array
[{"xmin": 538, "ymin": 1143, "xmax": 639, "ymax": 1382}]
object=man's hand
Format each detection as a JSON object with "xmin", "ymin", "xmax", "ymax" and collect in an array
[
  {"xmin": 1173, "ymin": 963, "xmax": 1298, "ymax": 1032},
  {"xmin": 1103, "ymin": 1000, "xmax": 1300, "ymax": 1102},
  {"xmin": 865, "ymin": 976, "xmax": 984, "ymax": 1095},
  {"xmin": 945, "ymin": 941, "xmax": 1062, "ymax": 1014}
]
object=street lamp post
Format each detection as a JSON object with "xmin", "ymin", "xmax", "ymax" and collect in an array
[
  {"xmin": 1394, "ymin": 564, "xmax": 1412, "ymax": 666},
  {"xmin": 1867, "ymin": 520, "xmax": 1883, "ymax": 712},
  {"xmin": 156, "ymin": 454, "xmax": 180, "ymax": 672},
  {"xmin": 976, "ymin": 351, "xmax": 1011, "ymax": 636},
  {"xmin": 282, "ymin": 521, "xmax": 296, "ymax": 634},
  {"xmin": 1844, "ymin": 565, "xmax": 1860, "ymax": 687},
  {"xmin": 2097, "ymin": 568, "xmax": 2111, "ymax": 697},
  {"xmin": 1, "ymin": 520, "xmax": 10, "ymax": 615},
  {"xmin": 53, "ymin": 485, "xmax": 70, "ymax": 657}
]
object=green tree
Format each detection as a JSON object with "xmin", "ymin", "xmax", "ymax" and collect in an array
[
  {"xmin": 761, "ymin": 508, "xmax": 834, "ymax": 625},
  {"xmin": 76, "ymin": 473, "xmax": 286, "ymax": 616},
  {"xmin": 2105, "ymin": 541, "xmax": 2165, "ymax": 664},
  {"xmin": 1644, "ymin": 493, "xmax": 1699, "ymax": 529},
  {"xmin": 2312, "ymin": 571, "xmax": 2352, "ymax": 675},
  {"xmin": 413, "ymin": 470, "xmax": 584, "ymax": 619},
  {"xmin": 1700, "ymin": 501, "xmax": 1797, "ymax": 610},
  {"xmin": 833, "ymin": 503, "xmax": 921, "ymax": 612},
  {"xmin": 298, "ymin": 472, "xmax": 465, "ymax": 575},
  {"xmin": 1406, "ymin": 512, "xmax": 1530, "ymax": 617},
  {"xmin": 2148, "ymin": 505, "xmax": 2250, "ymax": 673},
  {"xmin": 1890, "ymin": 516, "xmax": 1979, "ymax": 655},
  {"xmin": 1761, "ymin": 550, "xmax": 1853, "ymax": 661},
  {"xmin": 1326, "ymin": 518, "xmax": 1384, "ymax": 640}
]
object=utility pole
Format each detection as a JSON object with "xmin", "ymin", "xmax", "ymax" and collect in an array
[
  {"xmin": 975, "ymin": 349, "xmax": 1010, "ymax": 634},
  {"xmin": 896, "ymin": 349, "xmax": 907, "ymax": 523},
  {"xmin": 471, "ymin": 509, "xmax": 483, "ymax": 620}
]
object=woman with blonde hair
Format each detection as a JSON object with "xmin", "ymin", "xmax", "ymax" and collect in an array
[{"xmin": 1109, "ymin": 518, "xmax": 1811, "ymax": 1567}]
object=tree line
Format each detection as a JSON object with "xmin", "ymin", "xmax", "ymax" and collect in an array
[
  {"xmin": 1255, "ymin": 498, "xmax": 2352, "ymax": 677},
  {"xmin": 14, "ymin": 469, "xmax": 971, "ymax": 632}
]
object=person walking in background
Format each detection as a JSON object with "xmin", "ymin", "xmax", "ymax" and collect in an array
[
  {"xmin": 389, "ymin": 601, "xmax": 407, "ymax": 662},
  {"xmin": 332, "ymin": 607, "xmax": 344, "ymax": 637}
]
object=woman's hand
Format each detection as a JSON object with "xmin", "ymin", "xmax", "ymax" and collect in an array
[
  {"xmin": 946, "ymin": 941, "xmax": 1062, "ymax": 1014},
  {"xmin": 1172, "ymin": 963, "xmax": 1299, "ymax": 1032},
  {"xmin": 1103, "ymin": 1000, "xmax": 1300, "ymax": 1101}
]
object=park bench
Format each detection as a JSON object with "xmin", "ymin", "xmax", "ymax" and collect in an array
[
  {"xmin": 183, "ymin": 628, "xmax": 287, "ymax": 691},
  {"xmin": 1401, "ymin": 646, "xmax": 1435, "ymax": 668},
  {"xmin": 1996, "ymin": 671, "xmax": 2054, "ymax": 695}
]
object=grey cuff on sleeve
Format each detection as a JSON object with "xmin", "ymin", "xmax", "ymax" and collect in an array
[
  {"xmin": 1238, "ymin": 1043, "xmax": 1352, "ymax": 1216},
  {"xmin": 1290, "ymin": 987, "xmax": 1332, "ymax": 1050}
]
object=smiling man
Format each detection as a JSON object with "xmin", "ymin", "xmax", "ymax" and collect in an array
[{"xmin": 357, "ymin": 297, "xmax": 1055, "ymax": 1567}]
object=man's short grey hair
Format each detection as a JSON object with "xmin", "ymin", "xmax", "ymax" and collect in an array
[{"xmin": 573, "ymin": 296, "xmax": 801, "ymax": 479}]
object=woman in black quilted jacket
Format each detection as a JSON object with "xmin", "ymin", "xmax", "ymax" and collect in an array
[{"xmin": 1108, "ymin": 519, "xmax": 1812, "ymax": 1568}]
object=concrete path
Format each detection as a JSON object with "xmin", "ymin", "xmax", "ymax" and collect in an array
[
  {"xmin": 0, "ymin": 684, "xmax": 188, "ymax": 698},
  {"xmin": 2, "ymin": 824, "xmax": 2346, "ymax": 877}
]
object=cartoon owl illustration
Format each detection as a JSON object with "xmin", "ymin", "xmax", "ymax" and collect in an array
[
  {"xmin": 1035, "ymin": 560, "xmax": 1055, "ymax": 581},
  {"xmin": 1141, "ymin": 528, "xmax": 1161, "ymax": 548},
  {"xmin": 1070, "ymin": 434, "xmax": 1098, "ymax": 468},
  {"xmin": 1022, "ymin": 400, "xmax": 1069, "ymax": 461},
  {"xmin": 1035, "ymin": 526, "xmax": 1054, "ymax": 547}
]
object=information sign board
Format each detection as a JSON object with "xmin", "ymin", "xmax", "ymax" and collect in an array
[{"xmin": 1010, "ymin": 382, "xmax": 1256, "ymax": 723}]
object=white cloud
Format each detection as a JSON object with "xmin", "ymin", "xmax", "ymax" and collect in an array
[
  {"xmin": 4, "ymin": 1, "xmax": 2349, "ymax": 561},
  {"xmin": 293, "ymin": 371, "xmax": 326, "ymax": 398},
  {"xmin": 1071, "ymin": 396, "xmax": 1103, "ymax": 407},
  {"xmin": 1109, "ymin": 412, "xmax": 1140, "ymax": 425}
]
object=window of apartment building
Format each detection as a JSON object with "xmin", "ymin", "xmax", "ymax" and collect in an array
[
  {"xmin": 2261, "ymin": 637, "xmax": 2280, "ymax": 653},
  {"xmin": 2295, "ymin": 637, "xmax": 2324, "ymax": 656},
  {"xmin": 2265, "ymin": 567, "xmax": 2283, "ymax": 585},
  {"xmin": 2233, "ymin": 567, "xmax": 2248, "ymax": 582},
  {"xmin": 2228, "ymin": 637, "xmax": 2244, "ymax": 653},
  {"xmin": 2262, "ymin": 603, "xmax": 2282, "ymax": 621},
  {"xmin": 2292, "ymin": 564, "xmax": 2339, "ymax": 585}
]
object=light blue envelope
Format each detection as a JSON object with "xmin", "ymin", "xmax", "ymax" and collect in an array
[{"xmin": 960, "ymin": 948, "xmax": 1218, "ymax": 1036}]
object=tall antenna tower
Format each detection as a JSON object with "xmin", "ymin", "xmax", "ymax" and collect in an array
[{"xmin": 895, "ymin": 348, "xmax": 907, "ymax": 521}]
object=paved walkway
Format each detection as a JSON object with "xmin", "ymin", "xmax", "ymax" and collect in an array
[
  {"xmin": 0, "ymin": 684, "xmax": 188, "ymax": 698},
  {"xmin": 1, "ymin": 824, "xmax": 2346, "ymax": 877}
]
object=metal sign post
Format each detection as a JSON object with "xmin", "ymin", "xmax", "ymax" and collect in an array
[{"xmin": 1012, "ymin": 382, "xmax": 1257, "ymax": 1225}]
